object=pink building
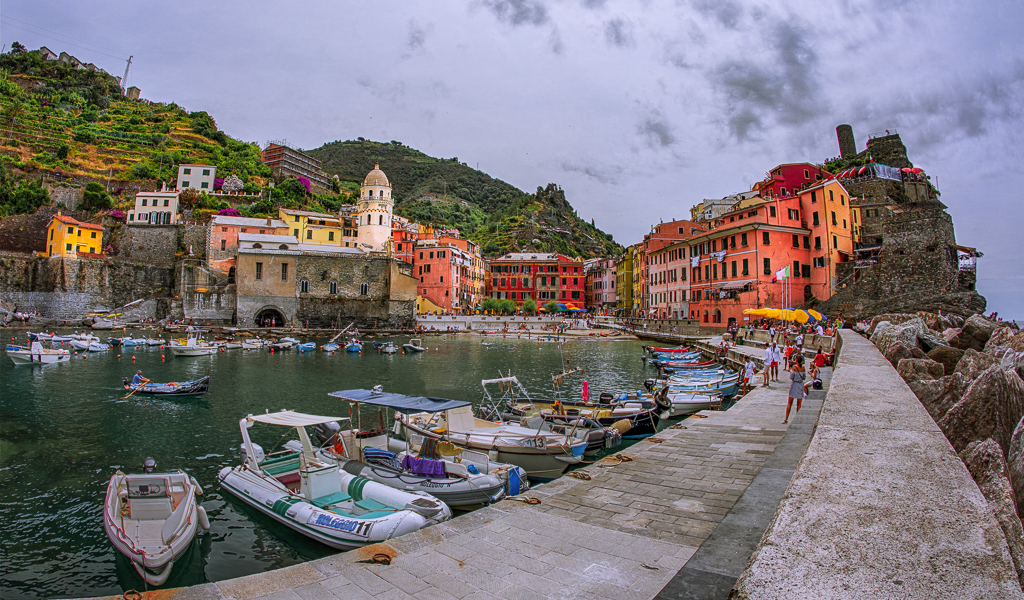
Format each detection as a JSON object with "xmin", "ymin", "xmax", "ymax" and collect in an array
[
  {"xmin": 585, "ymin": 258, "xmax": 618, "ymax": 314},
  {"xmin": 752, "ymin": 162, "xmax": 832, "ymax": 200},
  {"xmin": 208, "ymin": 215, "xmax": 288, "ymax": 274}
]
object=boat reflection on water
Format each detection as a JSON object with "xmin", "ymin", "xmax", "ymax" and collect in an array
[{"xmin": 113, "ymin": 533, "xmax": 212, "ymax": 592}]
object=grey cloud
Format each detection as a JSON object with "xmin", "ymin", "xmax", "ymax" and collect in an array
[
  {"xmin": 548, "ymin": 27, "xmax": 565, "ymax": 55},
  {"xmin": 604, "ymin": 18, "xmax": 635, "ymax": 48},
  {"xmin": 581, "ymin": 0, "xmax": 607, "ymax": 9},
  {"xmin": 561, "ymin": 160, "xmax": 623, "ymax": 185},
  {"xmin": 636, "ymin": 107, "xmax": 676, "ymax": 147},
  {"xmin": 357, "ymin": 77, "xmax": 408, "ymax": 106},
  {"xmin": 689, "ymin": 0, "xmax": 743, "ymax": 29},
  {"xmin": 406, "ymin": 20, "xmax": 430, "ymax": 53},
  {"xmin": 709, "ymin": 20, "xmax": 824, "ymax": 140},
  {"xmin": 481, "ymin": 0, "xmax": 548, "ymax": 26}
]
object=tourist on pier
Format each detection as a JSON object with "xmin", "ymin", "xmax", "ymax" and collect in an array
[
  {"xmin": 804, "ymin": 360, "xmax": 821, "ymax": 396},
  {"xmin": 770, "ymin": 342, "xmax": 782, "ymax": 381},
  {"xmin": 814, "ymin": 347, "xmax": 826, "ymax": 368},
  {"xmin": 762, "ymin": 344, "xmax": 775, "ymax": 387},
  {"xmin": 783, "ymin": 341, "xmax": 794, "ymax": 370},
  {"xmin": 783, "ymin": 355, "xmax": 806, "ymax": 424},
  {"xmin": 743, "ymin": 357, "xmax": 756, "ymax": 394}
]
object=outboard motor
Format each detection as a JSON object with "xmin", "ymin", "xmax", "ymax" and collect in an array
[
  {"xmin": 643, "ymin": 379, "xmax": 656, "ymax": 392},
  {"xmin": 598, "ymin": 392, "xmax": 614, "ymax": 404},
  {"xmin": 241, "ymin": 442, "xmax": 265, "ymax": 465},
  {"xmin": 143, "ymin": 457, "xmax": 157, "ymax": 473},
  {"xmin": 315, "ymin": 421, "xmax": 342, "ymax": 446}
]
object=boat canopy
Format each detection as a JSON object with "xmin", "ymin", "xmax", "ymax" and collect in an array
[
  {"xmin": 328, "ymin": 389, "xmax": 471, "ymax": 413},
  {"xmin": 246, "ymin": 410, "xmax": 349, "ymax": 427}
]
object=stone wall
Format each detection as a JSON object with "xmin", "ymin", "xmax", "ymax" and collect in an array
[
  {"xmin": 865, "ymin": 133, "xmax": 912, "ymax": 168},
  {"xmin": 0, "ymin": 206, "xmax": 67, "ymax": 254},
  {"xmin": 45, "ymin": 182, "xmax": 84, "ymax": 211},
  {"xmin": 110, "ymin": 224, "xmax": 179, "ymax": 266},
  {"xmin": 237, "ymin": 294, "xmax": 298, "ymax": 327},
  {"xmin": 296, "ymin": 297, "xmax": 414, "ymax": 328},
  {"xmin": 183, "ymin": 221, "xmax": 208, "ymax": 259}
]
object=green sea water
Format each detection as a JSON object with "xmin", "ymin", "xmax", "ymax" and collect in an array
[{"xmin": 0, "ymin": 332, "xmax": 654, "ymax": 599}]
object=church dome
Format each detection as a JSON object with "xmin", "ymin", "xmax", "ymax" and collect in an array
[{"xmin": 363, "ymin": 164, "xmax": 390, "ymax": 187}]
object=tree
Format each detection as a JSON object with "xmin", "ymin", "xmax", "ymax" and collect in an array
[
  {"xmin": 6, "ymin": 98, "xmax": 24, "ymax": 138},
  {"xmin": 499, "ymin": 299, "xmax": 517, "ymax": 314},
  {"xmin": 178, "ymin": 188, "xmax": 201, "ymax": 209},
  {"xmin": 481, "ymin": 298, "xmax": 500, "ymax": 313},
  {"xmin": 544, "ymin": 301, "xmax": 560, "ymax": 314},
  {"xmin": 522, "ymin": 299, "xmax": 538, "ymax": 315},
  {"xmin": 221, "ymin": 174, "xmax": 244, "ymax": 193},
  {"xmin": 81, "ymin": 182, "xmax": 111, "ymax": 211}
]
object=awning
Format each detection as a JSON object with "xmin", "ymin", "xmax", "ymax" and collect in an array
[
  {"xmin": 328, "ymin": 389, "xmax": 471, "ymax": 413},
  {"xmin": 247, "ymin": 410, "xmax": 349, "ymax": 427},
  {"xmin": 952, "ymin": 244, "xmax": 983, "ymax": 257}
]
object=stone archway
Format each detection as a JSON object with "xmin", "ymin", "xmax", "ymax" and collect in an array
[{"xmin": 254, "ymin": 306, "xmax": 286, "ymax": 328}]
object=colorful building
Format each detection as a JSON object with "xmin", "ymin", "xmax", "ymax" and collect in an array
[
  {"xmin": 208, "ymin": 215, "xmax": 289, "ymax": 273},
  {"xmin": 647, "ymin": 242, "xmax": 690, "ymax": 320},
  {"xmin": 45, "ymin": 213, "xmax": 105, "ymax": 257},
  {"xmin": 751, "ymin": 162, "xmax": 832, "ymax": 200},
  {"xmin": 128, "ymin": 183, "xmax": 179, "ymax": 225},
  {"xmin": 686, "ymin": 178, "xmax": 856, "ymax": 328},
  {"xmin": 585, "ymin": 258, "xmax": 618, "ymax": 314},
  {"xmin": 487, "ymin": 253, "xmax": 585, "ymax": 310},
  {"xmin": 640, "ymin": 219, "xmax": 707, "ymax": 316},
  {"xmin": 413, "ymin": 236, "xmax": 482, "ymax": 313},
  {"xmin": 177, "ymin": 164, "xmax": 216, "ymax": 192},
  {"xmin": 616, "ymin": 252, "xmax": 634, "ymax": 315}
]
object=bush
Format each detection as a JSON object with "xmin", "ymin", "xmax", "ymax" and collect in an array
[
  {"xmin": 81, "ymin": 182, "xmax": 112, "ymax": 211},
  {"xmin": 522, "ymin": 299, "xmax": 538, "ymax": 315},
  {"xmin": 55, "ymin": 143, "xmax": 69, "ymax": 160},
  {"xmin": 543, "ymin": 301, "xmax": 560, "ymax": 313},
  {"xmin": 73, "ymin": 129, "xmax": 95, "ymax": 143},
  {"xmin": 128, "ymin": 160, "xmax": 152, "ymax": 179},
  {"xmin": 499, "ymin": 299, "xmax": 518, "ymax": 314}
]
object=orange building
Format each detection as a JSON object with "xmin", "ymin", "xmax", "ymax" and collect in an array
[
  {"xmin": 45, "ymin": 213, "xmax": 105, "ymax": 257},
  {"xmin": 686, "ymin": 178, "xmax": 856, "ymax": 327}
]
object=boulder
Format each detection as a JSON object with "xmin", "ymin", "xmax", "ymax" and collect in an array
[
  {"xmin": 915, "ymin": 311, "xmax": 944, "ymax": 332},
  {"xmin": 939, "ymin": 366, "xmax": 1024, "ymax": 460},
  {"xmin": 1010, "ymin": 418, "xmax": 1024, "ymax": 516},
  {"xmin": 987, "ymin": 327, "xmax": 1024, "ymax": 354},
  {"xmin": 897, "ymin": 358, "xmax": 945, "ymax": 384},
  {"xmin": 963, "ymin": 314, "xmax": 1003, "ymax": 348},
  {"xmin": 872, "ymin": 317, "xmax": 927, "ymax": 356},
  {"xmin": 928, "ymin": 345, "xmax": 965, "ymax": 376},
  {"xmin": 955, "ymin": 349, "xmax": 1000, "ymax": 380},
  {"xmin": 917, "ymin": 328, "xmax": 950, "ymax": 352},
  {"xmin": 959, "ymin": 439, "xmax": 1024, "ymax": 589},
  {"xmin": 868, "ymin": 313, "xmax": 917, "ymax": 336},
  {"xmin": 883, "ymin": 341, "xmax": 927, "ymax": 367},
  {"xmin": 909, "ymin": 372, "xmax": 971, "ymax": 423}
]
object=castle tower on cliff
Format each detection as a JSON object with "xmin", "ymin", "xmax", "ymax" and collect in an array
[{"xmin": 357, "ymin": 164, "xmax": 393, "ymax": 252}]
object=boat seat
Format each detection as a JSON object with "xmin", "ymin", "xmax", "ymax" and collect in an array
[
  {"xmin": 355, "ymin": 498, "xmax": 390, "ymax": 512},
  {"xmin": 313, "ymin": 491, "xmax": 353, "ymax": 508},
  {"xmin": 129, "ymin": 497, "xmax": 173, "ymax": 521}
]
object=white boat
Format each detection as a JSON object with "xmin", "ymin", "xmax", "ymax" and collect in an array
[
  {"xmin": 121, "ymin": 337, "xmax": 147, "ymax": 348},
  {"xmin": 71, "ymin": 339, "xmax": 110, "ymax": 351},
  {"xmin": 69, "ymin": 332, "xmax": 100, "ymax": 342},
  {"xmin": 322, "ymin": 343, "xmax": 340, "ymax": 352},
  {"xmin": 27, "ymin": 332, "xmax": 74, "ymax": 342},
  {"xmin": 375, "ymin": 341, "xmax": 399, "ymax": 354},
  {"xmin": 103, "ymin": 466, "xmax": 209, "ymax": 586},
  {"xmin": 169, "ymin": 330, "xmax": 217, "ymax": 357},
  {"xmin": 401, "ymin": 339, "xmax": 427, "ymax": 352},
  {"xmin": 6, "ymin": 341, "xmax": 71, "ymax": 365},
  {"xmin": 241, "ymin": 339, "xmax": 265, "ymax": 350},
  {"xmin": 145, "ymin": 338, "xmax": 165, "ymax": 346},
  {"xmin": 309, "ymin": 389, "xmax": 528, "ymax": 507},
  {"xmin": 221, "ymin": 342, "xmax": 242, "ymax": 349},
  {"xmin": 397, "ymin": 404, "xmax": 589, "ymax": 480},
  {"xmin": 217, "ymin": 410, "xmax": 450, "ymax": 550}
]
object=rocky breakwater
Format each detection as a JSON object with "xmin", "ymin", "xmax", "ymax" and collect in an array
[{"xmin": 867, "ymin": 313, "xmax": 1024, "ymax": 589}]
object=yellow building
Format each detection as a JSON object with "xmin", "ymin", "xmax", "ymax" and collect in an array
[
  {"xmin": 616, "ymin": 254, "xmax": 633, "ymax": 314},
  {"xmin": 277, "ymin": 208, "xmax": 359, "ymax": 248},
  {"xmin": 46, "ymin": 213, "xmax": 105, "ymax": 257},
  {"xmin": 629, "ymin": 243, "xmax": 644, "ymax": 316}
]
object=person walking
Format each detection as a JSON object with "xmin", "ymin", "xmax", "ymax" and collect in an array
[
  {"xmin": 784, "ymin": 355, "xmax": 806, "ymax": 423},
  {"xmin": 784, "ymin": 340, "xmax": 795, "ymax": 371},
  {"xmin": 770, "ymin": 342, "xmax": 782, "ymax": 381},
  {"xmin": 762, "ymin": 344, "xmax": 774, "ymax": 387},
  {"xmin": 743, "ymin": 357, "xmax": 756, "ymax": 394}
]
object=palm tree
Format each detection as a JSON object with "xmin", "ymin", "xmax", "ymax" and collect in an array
[{"xmin": 7, "ymin": 99, "xmax": 25, "ymax": 139}]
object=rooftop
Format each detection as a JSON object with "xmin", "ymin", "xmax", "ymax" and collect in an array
[
  {"xmin": 211, "ymin": 215, "xmax": 287, "ymax": 228},
  {"xmin": 51, "ymin": 214, "xmax": 104, "ymax": 230}
]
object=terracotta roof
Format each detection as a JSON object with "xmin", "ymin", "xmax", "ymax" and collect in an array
[{"xmin": 51, "ymin": 214, "xmax": 104, "ymax": 230}]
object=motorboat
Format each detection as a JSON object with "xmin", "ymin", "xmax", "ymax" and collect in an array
[
  {"xmin": 322, "ymin": 343, "xmax": 340, "ymax": 352},
  {"xmin": 396, "ymin": 404, "xmax": 588, "ymax": 480},
  {"xmin": 169, "ymin": 330, "xmax": 217, "ymax": 357},
  {"xmin": 374, "ymin": 341, "xmax": 399, "ymax": 354},
  {"xmin": 6, "ymin": 341, "xmax": 71, "ymax": 365},
  {"xmin": 306, "ymin": 389, "xmax": 528, "ymax": 508},
  {"xmin": 27, "ymin": 331, "xmax": 74, "ymax": 343},
  {"xmin": 241, "ymin": 339, "xmax": 265, "ymax": 350},
  {"xmin": 145, "ymin": 338, "xmax": 166, "ymax": 346},
  {"xmin": 71, "ymin": 339, "xmax": 111, "ymax": 351},
  {"xmin": 644, "ymin": 345, "xmax": 692, "ymax": 354},
  {"xmin": 103, "ymin": 462, "xmax": 209, "ymax": 586},
  {"xmin": 268, "ymin": 337, "xmax": 299, "ymax": 350},
  {"xmin": 123, "ymin": 376, "xmax": 210, "ymax": 396},
  {"xmin": 217, "ymin": 410, "xmax": 449, "ymax": 550},
  {"xmin": 344, "ymin": 340, "xmax": 362, "ymax": 353},
  {"xmin": 121, "ymin": 337, "xmax": 147, "ymax": 348},
  {"xmin": 221, "ymin": 342, "xmax": 242, "ymax": 349},
  {"xmin": 69, "ymin": 332, "xmax": 101, "ymax": 342},
  {"xmin": 401, "ymin": 339, "xmax": 426, "ymax": 352},
  {"xmin": 296, "ymin": 342, "xmax": 316, "ymax": 352}
]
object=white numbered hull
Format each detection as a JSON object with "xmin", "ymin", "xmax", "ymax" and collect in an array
[
  {"xmin": 7, "ymin": 351, "xmax": 70, "ymax": 364},
  {"xmin": 170, "ymin": 346, "xmax": 217, "ymax": 356}
]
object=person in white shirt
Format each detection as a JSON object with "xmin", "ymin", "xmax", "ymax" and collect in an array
[
  {"xmin": 743, "ymin": 357, "xmax": 757, "ymax": 394},
  {"xmin": 770, "ymin": 342, "xmax": 782, "ymax": 381},
  {"xmin": 762, "ymin": 345, "xmax": 773, "ymax": 387}
]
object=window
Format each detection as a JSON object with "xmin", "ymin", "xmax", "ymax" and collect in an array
[
  {"xmin": 731, "ymin": 261, "xmax": 737, "ymax": 277},
  {"xmin": 764, "ymin": 258, "xmax": 771, "ymax": 275},
  {"xmin": 832, "ymin": 211, "xmax": 838, "ymax": 226},
  {"xmin": 281, "ymin": 263, "xmax": 288, "ymax": 281},
  {"xmin": 829, "ymin": 190, "xmax": 834, "ymax": 202},
  {"xmin": 704, "ymin": 265, "xmax": 709, "ymax": 280},
  {"xmin": 183, "ymin": 168, "xmax": 191, "ymax": 175},
  {"xmin": 712, "ymin": 264, "xmax": 718, "ymax": 279},
  {"xmin": 730, "ymin": 236, "xmax": 736, "ymax": 249},
  {"xmin": 379, "ymin": 216, "xmax": 384, "ymax": 225},
  {"xmin": 67, "ymin": 226, "xmax": 73, "ymax": 234},
  {"xmin": 678, "ymin": 227, "xmax": 685, "ymax": 234},
  {"xmin": 762, "ymin": 231, "xmax": 770, "ymax": 245},
  {"xmin": 781, "ymin": 187, "xmax": 787, "ymax": 195},
  {"xmin": 200, "ymin": 182, "xmax": 208, "ymax": 189},
  {"xmin": 300, "ymin": 280, "xmax": 309, "ymax": 293},
  {"xmin": 813, "ymin": 212, "xmax": 820, "ymax": 227},
  {"xmin": 440, "ymin": 276, "xmax": 444, "ymax": 283},
  {"xmin": 164, "ymin": 199, "xmax": 169, "ymax": 207},
  {"xmin": 293, "ymin": 228, "xmax": 299, "ymax": 237},
  {"xmin": 814, "ymin": 257, "xmax": 825, "ymax": 268},
  {"xmin": 306, "ymin": 230, "xmax": 312, "ymax": 239},
  {"xmin": 841, "ymin": 195, "xmax": 846, "ymax": 206},
  {"xmin": 419, "ymin": 252, "xmax": 423, "ymax": 259},
  {"xmin": 792, "ymin": 234, "xmax": 800, "ymax": 248},
  {"xmin": 255, "ymin": 262, "xmax": 263, "ymax": 280},
  {"xmin": 360, "ymin": 283, "xmax": 368, "ymax": 295},
  {"xmin": 573, "ymin": 278, "xmax": 578, "ymax": 286},
  {"xmin": 50, "ymin": 229, "xmax": 53, "ymax": 241},
  {"xmin": 741, "ymin": 233, "xmax": 748, "ymax": 247},
  {"xmin": 571, "ymin": 291, "xmax": 580, "ymax": 299},
  {"xmin": 804, "ymin": 169, "xmax": 809, "ymax": 179},
  {"xmin": 811, "ymin": 191, "xmax": 817, "ymax": 203},
  {"xmin": 182, "ymin": 181, "xmax": 190, "ymax": 188},
  {"xmin": 815, "ymin": 236, "xmax": 821, "ymax": 250},
  {"xmin": 91, "ymin": 231, "xmax": 97, "ymax": 239},
  {"xmin": 742, "ymin": 258, "xmax": 749, "ymax": 276},
  {"xmin": 833, "ymin": 235, "xmax": 838, "ymax": 248},
  {"xmin": 712, "ymin": 239, "xmax": 717, "ymax": 252},
  {"xmin": 129, "ymin": 214, "xmax": 134, "ymax": 221},
  {"xmin": 769, "ymin": 206, "xmax": 776, "ymax": 217},
  {"xmin": 430, "ymin": 252, "xmax": 434, "ymax": 259},
  {"xmin": 141, "ymin": 198, "xmax": 147, "ymax": 206},
  {"xmin": 202, "ymin": 169, "xmax": 210, "ymax": 176},
  {"xmin": 843, "ymin": 219, "xmax": 847, "ymax": 229},
  {"xmin": 801, "ymin": 264, "xmax": 811, "ymax": 278},
  {"xmin": 66, "ymin": 243, "xmax": 72, "ymax": 252},
  {"xmin": 222, "ymin": 227, "xmax": 228, "ymax": 232},
  {"xmin": 221, "ymin": 240, "xmax": 226, "ymax": 251},
  {"xmin": 788, "ymin": 209, "xmax": 799, "ymax": 220},
  {"xmin": 793, "ymin": 261, "xmax": 801, "ymax": 278}
]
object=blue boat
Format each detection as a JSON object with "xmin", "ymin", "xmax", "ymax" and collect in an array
[
  {"xmin": 345, "ymin": 340, "xmax": 362, "ymax": 353},
  {"xmin": 296, "ymin": 342, "xmax": 316, "ymax": 352}
]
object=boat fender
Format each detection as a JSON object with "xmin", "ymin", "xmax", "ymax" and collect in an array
[
  {"xmin": 197, "ymin": 505, "xmax": 211, "ymax": 530},
  {"xmin": 488, "ymin": 447, "xmax": 500, "ymax": 462},
  {"xmin": 190, "ymin": 476, "xmax": 203, "ymax": 496},
  {"xmin": 467, "ymin": 464, "xmax": 480, "ymax": 475}
]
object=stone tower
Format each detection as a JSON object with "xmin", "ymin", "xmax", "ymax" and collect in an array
[
  {"xmin": 836, "ymin": 124, "xmax": 856, "ymax": 158},
  {"xmin": 357, "ymin": 164, "xmax": 393, "ymax": 252}
]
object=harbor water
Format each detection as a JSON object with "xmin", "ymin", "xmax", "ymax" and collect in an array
[{"xmin": 0, "ymin": 333, "xmax": 652, "ymax": 599}]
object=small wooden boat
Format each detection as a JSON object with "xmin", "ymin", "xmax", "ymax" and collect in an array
[
  {"xmin": 322, "ymin": 343, "xmax": 340, "ymax": 352},
  {"xmin": 145, "ymin": 338, "xmax": 166, "ymax": 346},
  {"xmin": 296, "ymin": 342, "xmax": 316, "ymax": 351},
  {"xmin": 401, "ymin": 339, "xmax": 426, "ymax": 352},
  {"xmin": 217, "ymin": 410, "xmax": 450, "ymax": 550},
  {"xmin": 103, "ymin": 464, "xmax": 209, "ymax": 586},
  {"xmin": 241, "ymin": 339, "xmax": 265, "ymax": 350},
  {"xmin": 344, "ymin": 340, "xmax": 362, "ymax": 352},
  {"xmin": 123, "ymin": 375, "xmax": 210, "ymax": 396},
  {"xmin": 72, "ymin": 340, "xmax": 111, "ymax": 352},
  {"xmin": 27, "ymin": 331, "xmax": 74, "ymax": 342},
  {"xmin": 6, "ymin": 341, "xmax": 71, "ymax": 365},
  {"xmin": 374, "ymin": 341, "xmax": 399, "ymax": 354},
  {"xmin": 644, "ymin": 345, "xmax": 692, "ymax": 354}
]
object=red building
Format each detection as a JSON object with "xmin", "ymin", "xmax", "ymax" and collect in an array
[
  {"xmin": 641, "ymin": 219, "xmax": 707, "ymax": 315},
  {"xmin": 752, "ymin": 162, "xmax": 833, "ymax": 200},
  {"xmin": 686, "ymin": 178, "xmax": 857, "ymax": 328},
  {"xmin": 413, "ymin": 236, "xmax": 485, "ymax": 313},
  {"xmin": 487, "ymin": 253, "xmax": 585, "ymax": 309}
]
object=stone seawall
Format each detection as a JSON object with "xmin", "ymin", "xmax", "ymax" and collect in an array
[{"xmin": 732, "ymin": 330, "xmax": 1023, "ymax": 598}]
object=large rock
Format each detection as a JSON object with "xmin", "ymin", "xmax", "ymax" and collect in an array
[
  {"xmin": 915, "ymin": 311, "xmax": 945, "ymax": 332},
  {"xmin": 897, "ymin": 358, "xmax": 945, "ymax": 384},
  {"xmin": 928, "ymin": 345, "xmax": 965, "ymax": 376},
  {"xmin": 963, "ymin": 314, "xmax": 1004, "ymax": 348},
  {"xmin": 872, "ymin": 316, "xmax": 927, "ymax": 355},
  {"xmin": 918, "ymin": 328, "xmax": 951, "ymax": 352},
  {"xmin": 959, "ymin": 439, "xmax": 1024, "ymax": 589},
  {"xmin": 909, "ymin": 372, "xmax": 971, "ymax": 423},
  {"xmin": 1011, "ymin": 418, "xmax": 1024, "ymax": 516},
  {"xmin": 988, "ymin": 327, "xmax": 1024, "ymax": 354},
  {"xmin": 867, "ymin": 313, "xmax": 916, "ymax": 336},
  {"xmin": 955, "ymin": 349, "xmax": 1001, "ymax": 380},
  {"xmin": 939, "ymin": 366, "xmax": 1024, "ymax": 460},
  {"xmin": 883, "ymin": 340, "xmax": 927, "ymax": 366}
]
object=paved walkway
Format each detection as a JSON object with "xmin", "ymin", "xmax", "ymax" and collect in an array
[{"xmin": 110, "ymin": 346, "xmax": 825, "ymax": 600}]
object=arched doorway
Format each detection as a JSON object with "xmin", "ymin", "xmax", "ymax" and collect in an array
[
  {"xmin": 712, "ymin": 309, "xmax": 722, "ymax": 324},
  {"xmin": 254, "ymin": 307, "xmax": 286, "ymax": 328}
]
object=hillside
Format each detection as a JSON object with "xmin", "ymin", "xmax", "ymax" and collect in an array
[{"xmin": 309, "ymin": 139, "xmax": 622, "ymax": 258}]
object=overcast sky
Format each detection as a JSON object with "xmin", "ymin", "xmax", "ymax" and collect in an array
[{"xmin": 4, "ymin": 0, "xmax": 1022, "ymax": 317}]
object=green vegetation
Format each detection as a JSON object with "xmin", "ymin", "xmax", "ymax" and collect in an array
[
  {"xmin": 543, "ymin": 301, "xmax": 560, "ymax": 314},
  {"xmin": 522, "ymin": 299, "xmax": 537, "ymax": 315},
  {"xmin": 80, "ymin": 182, "xmax": 111, "ymax": 211},
  {"xmin": 480, "ymin": 297, "xmax": 518, "ymax": 314},
  {"xmin": 0, "ymin": 166, "xmax": 49, "ymax": 217},
  {"xmin": 308, "ymin": 139, "xmax": 622, "ymax": 259}
]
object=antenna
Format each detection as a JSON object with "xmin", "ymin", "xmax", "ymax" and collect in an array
[{"xmin": 121, "ymin": 56, "xmax": 133, "ymax": 93}]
